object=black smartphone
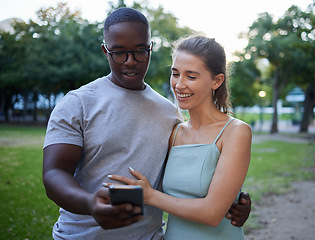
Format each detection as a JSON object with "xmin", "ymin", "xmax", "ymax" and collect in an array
[{"xmin": 109, "ymin": 185, "xmax": 144, "ymax": 215}]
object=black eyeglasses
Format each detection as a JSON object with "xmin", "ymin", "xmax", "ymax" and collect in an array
[{"xmin": 103, "ymin": 41, "xmax": 153, "ymax": 64}]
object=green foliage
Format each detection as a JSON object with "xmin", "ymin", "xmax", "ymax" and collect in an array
[
  {"xmin": 230, "ymin": 58, "xmax": 260, "ymax": 108},
  {"xmin": 0, "ymin": 0, "xmax": 196, "ymax": 121},
  {"xmin": 20, "ymin": 4, "xmax": 108, "ymax": 94},
  {"xmin": 238, "ymin": 3, "xmax": 315, "ymax": 132},
  {"xmin": 0, "ymin": 2, "xmax": 109, "ymax": 121},
  {"xmin": 0, "ymin": 26, "xmax": 26, "ymax": 119}
]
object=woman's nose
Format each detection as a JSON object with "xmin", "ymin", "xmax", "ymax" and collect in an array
[{"xmin": 175, "ymin": 77, "xmax": 186, "ymax": 89}]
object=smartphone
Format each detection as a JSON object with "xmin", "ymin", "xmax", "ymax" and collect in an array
[{"xmin": 109, "ymin": 185, "xmax": 143, "ymax": 215}]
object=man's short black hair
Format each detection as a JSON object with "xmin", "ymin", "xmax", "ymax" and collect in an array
[{"xmin": 104, "ymin": 7, "xmax": 149, "ymax": 39}]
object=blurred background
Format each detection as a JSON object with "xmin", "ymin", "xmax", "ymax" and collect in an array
[{"xmin": 0, "ymin": 0, "xmax": 314, "ymax": 134}]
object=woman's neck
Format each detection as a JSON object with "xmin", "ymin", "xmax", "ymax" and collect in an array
[{"xmin": 187, "ymin": 107, "xmax": 228, "ymax": 130}]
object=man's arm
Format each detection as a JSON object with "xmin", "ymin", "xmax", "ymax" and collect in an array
[
  {"xmin": 226, "ymin": 192, "xmax": 252, "ymax": 227},
  {"xmin": 43, "ymin": 143, "xmax": 142, "ymax": 229}
]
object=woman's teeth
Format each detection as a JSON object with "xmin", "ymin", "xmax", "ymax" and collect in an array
[{"xmin": 177, "ymin": 93, "xmax": 192, "ymax": 98}]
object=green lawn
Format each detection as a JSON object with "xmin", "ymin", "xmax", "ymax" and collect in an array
[
  {"xmin": 245, "ymin": 140, "xmax": 315, "ymax": 200},
  {"xmin": 0, "ymin": 126, "xmax": 59, "ymax": 240},
  {"xmin": 0, "ymin": 125, "xmax": 314, "ymax": 238}
]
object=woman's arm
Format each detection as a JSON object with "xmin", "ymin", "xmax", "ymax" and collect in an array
[{"xmin": 107, "ymin": 121, "xmax": 252, "ymax": 227}]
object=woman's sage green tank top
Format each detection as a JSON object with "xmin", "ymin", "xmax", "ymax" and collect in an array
[{"xmin": 162, "ymin": 118, "xmax": 244, "ymax": 240}]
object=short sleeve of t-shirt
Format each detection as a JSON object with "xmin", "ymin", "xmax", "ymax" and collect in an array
[{"xmin": 44, "ymin": 92, "xmax": 84, "ymax": 148}]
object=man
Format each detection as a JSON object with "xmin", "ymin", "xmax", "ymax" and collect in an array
[{"xmin": 43, "ymin": 7, "xmax": 251, "ymax": 240}]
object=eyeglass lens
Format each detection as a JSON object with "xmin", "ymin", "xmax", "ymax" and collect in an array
[{"xmin": 112, "ymin": 50, "xmax": 149, "ymax": 64}]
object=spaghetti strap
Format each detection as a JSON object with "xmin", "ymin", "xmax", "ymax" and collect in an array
[
  {"xmin": 171, "ymin": 124, "xmax": 181, "ymax": 146},
  {"xmin": 213, "ymin": 118, "xmax": 234, "ymax": 144}
]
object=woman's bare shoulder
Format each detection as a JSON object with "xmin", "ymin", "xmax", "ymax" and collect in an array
[{"xmin": 226, "ymin": 118, "xmax": 252, "ymax": 140}]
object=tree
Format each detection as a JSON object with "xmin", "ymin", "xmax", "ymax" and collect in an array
[
  {"xmin": 279, "ymin": 4, "xmax": 315, "ymax": 132},
  {"xmin": 242, "ymin": 3, "xmax": 315, "ymax": 133},
  {"xmin": 0, "ymin": 2, "xmax": 109, "ymax": 122},
  {"xmin": 230, "ymin": 56, "xmax": 261, "ymax": 109},
  {"xmin": 0, "ymin": 0, "xmax": 196, "ymax": 122},
  {"xmin": 0, "ymin": 21, "xmax": 27, "ymax": 121},
  {"xmin": 25, "ymin": 3, "xmax": 108, "ymax": 118}
]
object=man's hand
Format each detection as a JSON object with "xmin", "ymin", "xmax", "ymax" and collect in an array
[
  {"xmin": 225, "ymin": 192, "xmax": 251, "ymax": 227},
  {"xmin": 89, "ymin": 187, "xmax": 143, "ymax": 229}
]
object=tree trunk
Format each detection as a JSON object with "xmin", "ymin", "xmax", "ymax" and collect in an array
[
  {"xmin": 300, "ymin": 84, "xmax": 315, "ymax": 132},
  {"xmin": 45, "ymin": 93, "xmax": 52, "ymax": 123},
  {"xmin": 270, "ymin": 68, "xmax": 279, "ymax": 133},
  {"xmin": 23, "ymin": 94, "xmax": 28, "ymax": 118},
  {"xmin": 3, "ymin": 91, "xmax": 13, "ymax": 122},
  {"xmin": 32, "ymin": 92, "xmax": 38, "ymax": 122}
]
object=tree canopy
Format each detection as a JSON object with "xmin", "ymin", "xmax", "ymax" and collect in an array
[
  {"xmin": 238, "ymin": 3, "xmax": 315, "ymax": 132},
  {"xmin": 1, "ymin": 0, "xmax": 314, "ymax": 133},
  {"xmin": 0, "ymin": 1, "xmax": 195, "ymax": 122}
]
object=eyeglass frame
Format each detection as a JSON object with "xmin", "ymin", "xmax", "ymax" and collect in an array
[{"xmin": 102, "ymin": 41, "xmax": 153, "ymax": 64}]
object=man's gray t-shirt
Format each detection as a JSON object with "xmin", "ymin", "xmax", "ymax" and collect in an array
[{"xmin": 44, "ymin": 76, "xmax": 180, "ymax": 240}]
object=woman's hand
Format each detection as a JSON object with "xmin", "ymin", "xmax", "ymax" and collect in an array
[{"xmin": 103, "ymin": 167, "xmax": 155, "ymax": 205}]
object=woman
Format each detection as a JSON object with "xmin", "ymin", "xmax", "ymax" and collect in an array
[{"xmin": 106, "ymin": 35, "xmax": 252, "ymax": 239}]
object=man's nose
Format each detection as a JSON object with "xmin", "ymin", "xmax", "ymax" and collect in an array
[{"xmin": 124, "ymin": 52, "xmax": 137, "ymax": 65}]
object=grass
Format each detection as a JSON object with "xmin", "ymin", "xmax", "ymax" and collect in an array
[
  {"xmin": 245, "ymin": 140, "xmax": 315, "ymax": 200},
  {"xmin": 0, "ymin": 125, "xmax": 314, "ymax": 238},
  {"xmin": 0, "ymin": 126, "xmax": 59, "ymax": 240}
]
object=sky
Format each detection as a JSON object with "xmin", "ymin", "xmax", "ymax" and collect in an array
[{"xmin": 0, "ymin": 0, "xmax": 313, "ymax": 60}]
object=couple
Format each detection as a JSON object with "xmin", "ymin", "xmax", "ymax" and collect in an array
[{"xmin": 43, "ymin": 7, "xmax": 251, "ymax": 240}]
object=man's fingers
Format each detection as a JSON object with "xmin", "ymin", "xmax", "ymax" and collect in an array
[
  {"xmin": 102, "ymin": 214, "xmax": 144, "ymax": 229},
  {"xmin": 225, "ymin": 213, "xmax": 232, "ymax": 219},
  {"xmin": 231, "ymin": 219, "xmax": 243, "ymax": 227},
  {"xmin": 239, "ymin": 192, "xmax": 251, "ymax": 205},
  {"xmin": 228, "ymin": 206, "xmax": 246, "ymax": 218}
]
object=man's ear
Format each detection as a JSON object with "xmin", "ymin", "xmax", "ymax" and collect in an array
[
  {"xmin": 213, "ymin": 73, "xmax": 225, "ymax": 90},
  {"xmin": 101, "ymin": 44, "xmax": 108, "ymax": 56}
]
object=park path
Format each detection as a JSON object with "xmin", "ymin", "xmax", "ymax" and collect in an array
[
  {"xmin": 245, "ymin": 181, "xmax": 315, "ymax": 240},
  {"xmin": 246, "ymin": 133, "xmax": 315, "ymax": 240}
]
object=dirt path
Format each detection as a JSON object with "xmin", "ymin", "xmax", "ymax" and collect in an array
[
  {"xmin": 245, "ymin": 134, "xmax": 315, "ymax": 240},
  {"xmin": 245, "ymin": 181, "xmax": 315, "ymax": 240}
]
